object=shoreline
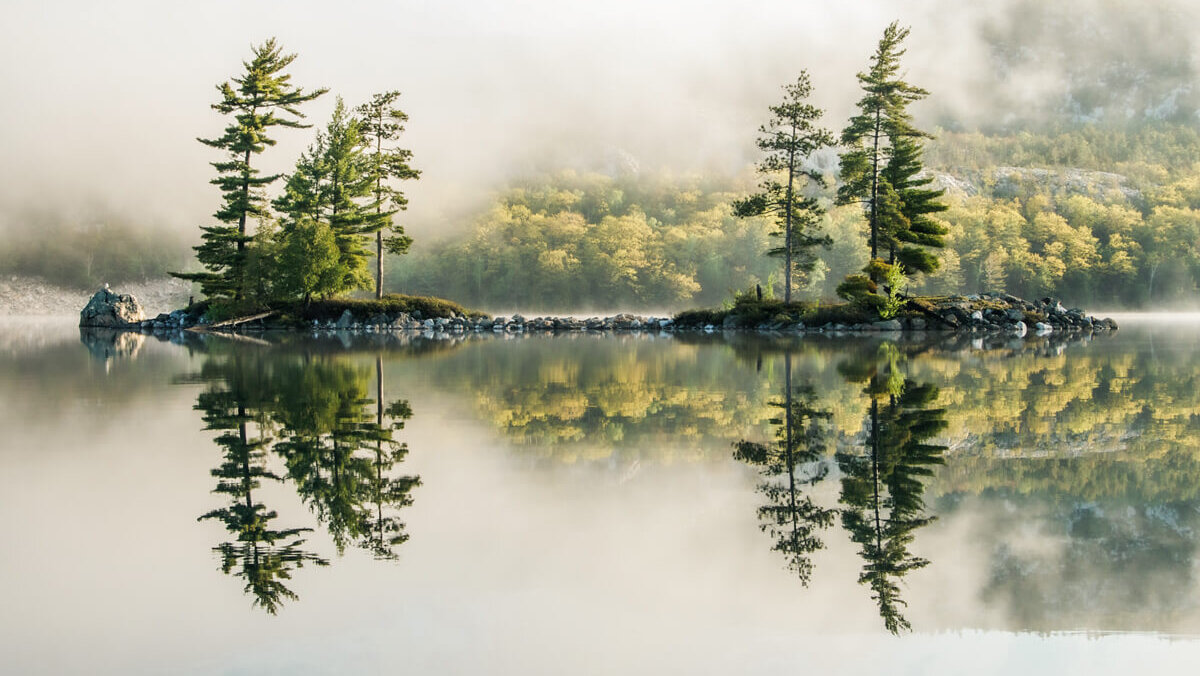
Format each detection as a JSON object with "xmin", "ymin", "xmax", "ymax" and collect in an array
[{"xmin": 75, "ymin": 286, "xmax": 1117, "ymax": 338}]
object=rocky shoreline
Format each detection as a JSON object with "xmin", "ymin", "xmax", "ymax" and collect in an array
[{"xmin": 77, "ymin": 287, "xmax": 1117, "ymax": 338}]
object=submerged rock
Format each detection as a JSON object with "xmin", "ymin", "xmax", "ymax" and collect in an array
[{"xmin": 79, "ymin": 287, "xmax": 145, "ymax": 328}]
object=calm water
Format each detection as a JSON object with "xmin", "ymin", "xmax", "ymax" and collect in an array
[{"xmin": 2, "ymin": 316, "xmax": 1200, "ymax": 674}]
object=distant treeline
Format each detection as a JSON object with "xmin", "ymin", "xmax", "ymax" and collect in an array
[
  {"xmin": 393, "ymin": 172, "xmax": 780, "ymax": 310},
  {"xmin": 392, "ymin": 123, "xmax": 1200, "ymax": 310},
  {"xmin": 6, "ymin": 123, "xmax": 1199, "ymax": 306},
  {"xmin": 0, "ymin": 211, "xmax": 188, "ymax": 289}
]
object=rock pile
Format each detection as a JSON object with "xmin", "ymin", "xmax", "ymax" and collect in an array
[
  {"xmin": 676, "ymin": 293, "xmax": 1117, "ymax": 335},
  {"xmin": 303, "ymin": 311, "xmax": 677, "ymax": 335},
  {"xmin": 914, "ymin": 293, "xmax": 1117, "ymax": 334}
]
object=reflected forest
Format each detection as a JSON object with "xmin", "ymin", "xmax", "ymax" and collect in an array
[
  {"xmin": 183, "ymin": 349, "xmax": 419, "ymax": 613},
  {"xmin": 86, "ymin": 324, "xmax": 1200, "ymax": 631}
]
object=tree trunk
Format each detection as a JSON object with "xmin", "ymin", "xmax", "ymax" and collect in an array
[
  {"xmin": 784, "ymin": 124, "xmax": 797, "ymax": 304},
  {"xmin": 870, "ymin": 110, "xmax": 881, "ymax": 262},
  {"xmin": 376, "ymin": 230, "xmax": 384, "ymax": 300}
]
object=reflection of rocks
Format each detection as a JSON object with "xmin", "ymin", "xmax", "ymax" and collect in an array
[
  {"xmin": 79, "ymin": 288, "xmax": 145, "ymax": 328},
  {"xmin": 80, "ymin": 327, "xmax": 145, "ymax": 361}
]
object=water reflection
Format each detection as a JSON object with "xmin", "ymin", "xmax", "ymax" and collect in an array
[
  {"xmin": 734, "ymin": 343, "xmax": 948, "ymax": 634},
  {"xmin": 39, "ymin": 321, "xmax": 1200, "ymax": 633},
  {"xmin": 186, "ymin": 348, "xmax": 419, "ymax": 612},
  {"xmin": 79, "ymin": 327, "xmax": 145, "ymax": 363},
  {"xmin": 733, "ymin": 352, "xmax": 835, "ymax": 586},
  {"xmin": 836, "ymin": 344, "xmax": 947, "ymax": 634},
  {"xmin": 194, "ymin": 369, "xmax": 328, "ymax": 614}
]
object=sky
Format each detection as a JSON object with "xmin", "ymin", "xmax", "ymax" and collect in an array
[{"xmin": 0, "ymin": 0, "xmax": 1195, "ymax": 237}]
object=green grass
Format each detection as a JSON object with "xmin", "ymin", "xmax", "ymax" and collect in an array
[
  {"xmin": 673, "ymin": 297, "xmax": 881, "ymax": 328},
  {"xmin": 200, "ymin": 293, "xmax": 483, "ymax": 325}
]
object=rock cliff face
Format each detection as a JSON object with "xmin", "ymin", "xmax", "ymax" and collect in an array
[{"xmin": 79, "ymin": 288, "xmax": 146, "ymax": 328}]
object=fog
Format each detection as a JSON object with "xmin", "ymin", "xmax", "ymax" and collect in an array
[{"xmin": 2, "ymin": 0, "xmax": 1197, "ymax": 241}]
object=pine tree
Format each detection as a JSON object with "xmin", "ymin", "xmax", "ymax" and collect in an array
[
  {"xmin": 322, "ymin": 99, "xmax": 376, "ymax": 293},
  {"xmin": 173, "ymin": 39, "xmax": 326, "ymax": 302},
  {"xmin": 837, "ymin": 22, "xmax": 934, "ymax": 273},
  {"xmin": 357, "ymin": 91, "xmax": 421, "ymax": 299},
  {"xmin": 734, "ymin": 73, "xmax": 835, "ymax": 302},
  {"xmin": 881, "ymin": 135, "xmax": 948, "ymax": 275},
  {"xmin": 274, "ymin": 98, "xmax": 375, "ymax": 297}
]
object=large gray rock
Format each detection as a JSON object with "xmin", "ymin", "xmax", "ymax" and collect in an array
[{"xmin": 79, "ymin": 288, "xmax": 145, "ymax": 328}]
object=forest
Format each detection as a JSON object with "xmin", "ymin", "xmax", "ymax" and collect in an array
[{"xmin": 391, "ymin": 122, "xmax": 1200, "ymax": 310}]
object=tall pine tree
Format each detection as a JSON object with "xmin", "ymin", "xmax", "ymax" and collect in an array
[
  {"xmin": 174, "ymin": 39, "xmax": 326, "ymax": 302},
  {"xmin": 734, "ymin": 72, "xmax": 835, "ymax": 302},
  {"xmin": 838, "ymin": 22, "xmax": 942, "ymax": 279},
  {"xmin": 357, "ymin": 91, "xmax": 421, "ymax": 299}
]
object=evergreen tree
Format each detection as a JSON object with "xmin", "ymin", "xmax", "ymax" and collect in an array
[
  {"xmin": 734, "ymin": 73, "xmax": 835, "ymax": 302},
  {"xmin": 837, "ymin": 22, "xmax": 933, "ymax": 273},
  {"xmin": 276, "ymin": 218, "xmax": 345, "ymax": 303},
  {"xmin": 174, "ymin": 39, "xmax": 326, "ymax": 302},
  {"xmin": 274, "ymin": 98, "xmax": 376, "ymax": 297},
  {"xmin": 882, "ymin": 135, "xmax": 948, "ymax": 276},
  {"xmin": 357, "ymin": 91, "xmax": 422, "ymax": 299},
  {"xmin": 323, "ymin": 99, "xmax": 376, "ymax": 292}
]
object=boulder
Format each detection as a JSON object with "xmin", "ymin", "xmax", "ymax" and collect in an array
[
  {"xmin": 334, "ymin": 310, "xmax": 354, "ymax": 329},
  {"xmin": 79, "ymin": 288, "xmax": 145, "ymax": 328}
]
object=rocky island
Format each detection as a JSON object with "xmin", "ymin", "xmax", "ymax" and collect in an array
[{"xmin": 78, "ymin": 287, "xmax": 1116, "ymax": 338}]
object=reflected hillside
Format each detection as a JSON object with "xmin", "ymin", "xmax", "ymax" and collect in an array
[
  {"xmin": 428, "ymin": 335, "xmax": 782, "ymax": 461},
  {"xmin": 430, "ymin": 331, "xmax": 1199, "ymax": 506}
]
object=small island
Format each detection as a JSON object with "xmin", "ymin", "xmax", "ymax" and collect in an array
[{"xmin": 80, "ymin": 29, "xmax": 1117, "ymax": 341}]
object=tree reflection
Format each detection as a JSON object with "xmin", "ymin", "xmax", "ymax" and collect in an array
[
  {"xmin": 734, "ymin": 352, "xmax": 836, "ymax": 585},
  {"xmin": 193, "ymin": 359, "xmax": 328, "ymax": 614},
  {"xmin": 362, "ymin": 360, "xmax": 421, "ymax": 560},
  {"xmin": 837, "ymin": 344, "xmax": 947, "ymax": 633},
  {"xmin": 190, "ymin": 349, "xmax": 419, "ymax": 612}
]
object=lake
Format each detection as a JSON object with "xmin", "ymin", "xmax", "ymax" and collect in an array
[{"xmin": 2, "ymin": 316, "xmax": 1199, "ymax": 674}]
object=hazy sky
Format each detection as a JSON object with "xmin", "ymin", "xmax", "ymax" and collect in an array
[{"xmin": 0, "ymin": 0, "xmax": 1193, "ymax": 236}]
